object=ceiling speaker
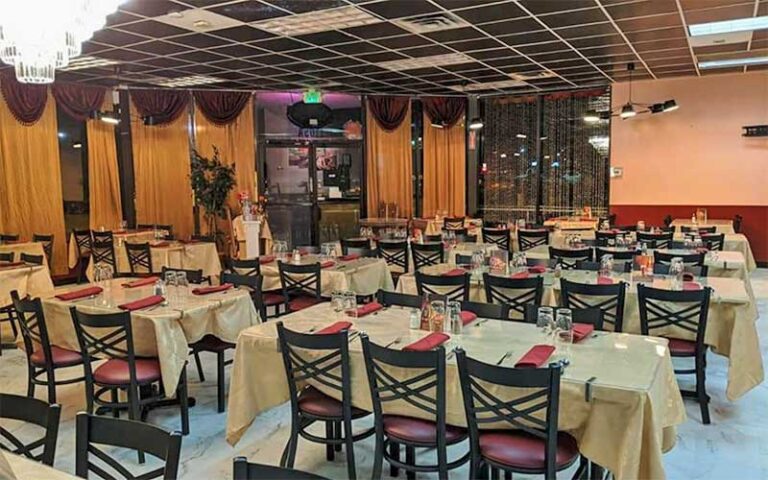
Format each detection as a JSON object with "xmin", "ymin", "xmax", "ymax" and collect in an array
[{"xmin": 287, "ymin": 101, "xmax": 333, "ymax": 129}]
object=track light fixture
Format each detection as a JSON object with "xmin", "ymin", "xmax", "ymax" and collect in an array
[{"xmin": 468, "ymin": 117, "xmax": 483, "ymax": 130}]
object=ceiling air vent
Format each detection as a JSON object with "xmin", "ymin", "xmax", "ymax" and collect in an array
[{"xmin": 394, "ymin": 13, "xmax": 469, "ymax": 34}]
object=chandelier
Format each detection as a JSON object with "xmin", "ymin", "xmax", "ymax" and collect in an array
[{"xmin": 0, "ymin": 1, "xmax": 123, "ymax": 84}]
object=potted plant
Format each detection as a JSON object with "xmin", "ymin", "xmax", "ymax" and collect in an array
[{"xmin": 190, "ymin": 146, "xmax": 236, "ymax": 243}]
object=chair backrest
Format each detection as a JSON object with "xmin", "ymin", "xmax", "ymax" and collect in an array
[
  {"xmin": 220, "ymin": 271, "xmax": 265, "ymax": 319},
  {"xmin": 654, "ymin": 250, "xmax": 706, "ymax": 267},
  {"xmin": 443, "ymin": 217, "xmax": 465, "ymax": 230},
  {"xmin": 518, "ymin": 229, "xmax": 549, "ymax": 251},
  {"xmin": 340, "ymin": 237, "xmax": 370, "ymax": 255},
  {"xmin": 376, "ymin": 239, "xmax": 408, "ymax": 273},
  {"xmin": 459, "ymin": 233, "xmax": 478, "ymax": 243},
  {"xmin": 652, "ymin": 264, "xmax": 708, "ymax": 278},
  {"xmin": 456, "ymin": 351, "xmax": 563, "ymax": 478},
  {"xmin": 681, "ymin": 226, "xmax": 716, "ymax": 234},
  {"xmin": 124, "ymin": 242, "xmax": 153, "ymax": 274},
  {"xmin": 92, "ymin": 230, "xmax": 114, "ymax": 243},
  {"xmin": 482, "ymin": 274, "xmax": 543, "ymax": 320},
  {"xmin": 637, "ymin": 232, "xmax": 672, "ymax": 249},
  {"xmin": 548, "ymin": 247, "xmax": 593, "ymax": 269},
  {"xmin": 191, "ymin": 234, "xmax": 214, "ymax": 243},
  {"xmin": 415, "ymin": 270, "xmax": 470, "ymax": 302},
  {"xmin": 0, "ymin": 252, "xmax": 14, "ymax": 262},
  {"xmin": 161, "ymin": 266, "xmax": 206, "ymax": 284},
  {"xmin": 229, "ymin": 258, "xmax": 261, "ymax": 277},
  {"xmin": 560, "ymin": 278, "xmax": 627, "ymax": 332},
  {"xmin": 233, "ymin": 458, "xmax": 329, "ymax": 480},
  {"xmin": 594, "ymin": 230, "xmax": 617, "ymax": 246},
  {"xmin": 443, "ymin": 227, "xmax": 467, "ymax": 237},
  {"xmin": 32, "ymin": 234, "xmax": 54, "ymax": 267},
  {"xmin": 460, "ymin": 300, "xmax": 510, "ymax": 321},
  {"xmin": 91, "ymin": 240, "xmax": 117, "ymax": 271},
  {"xmin": 277, "ymin": 261, "xmax": 322, "ymax": 300},
  {"xmin": 73, "ymin": 229, "xmax": 92, "ymax": 258},
  {"xmin": 523, "ymin": 304, "xmax": 604, "ymax": 330},
  {"xmin": 411, "ymin": 242, "xmax": 444, "ymax": 270},
  {"xmin": 637, "ymin": 284, "xmax": 711, "ymax": 347},
  {"xmin": 20, "ymin": 253, "xmax": 44, "ymax": 266},
  {"xmin": 482, "ymin": 228, "xmax": 510, "ymax": 251},
  {"xmin": 0, "ymin": 234, "xmax": 19, "ymax": 242},
  {"xmin": 10, "ymin": 291, "xmax": 55, "ymax": 368},
  {"xmin": 700, "ymin": 233, "xmax": 725, "ymax": 251},
  {"xmin": 424, "ymin": 234, "xmax": 442, "ymax": 242},
  {"xmin": 526, "ymin": 258, "xmax": 557, "ymax": 269},
  {"xmin": 376, "ymin": 290, "xmax": 422, "ymax": 309},
  {"xmin": 575, "ymin": 260, "xmax": 632, "ymax": 273},
  {"xmin": 69, "ymin": 308, "xmax": 138, "ymax": 385},
  {"xmin": 0, "ymin": 393, "xmax": 60, "ymax": 466},
  {"xmin": 137, "ymin": 224, "xmax": 155, "ymax": 230},
  {"xmin": 594, "ymin": 247, "xmax": 635, "ymax": 262},
  {"xmin": 75, "ymin": 413, "xmax": 182, "ymax": 480}
]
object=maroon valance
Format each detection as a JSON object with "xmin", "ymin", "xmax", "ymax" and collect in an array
[
  {"xmin": 423, "ymin": 97, "xmax": 466, "ymax": 129},
  {"xmin": 52, "ymin": 83, "xmax": 106, "ymax": 121},
  {"xmin": 0, "ymin": 73, "xmax": 48, "ymax": 125},
  {"xmin": 193, "ymin": 90, "xmax": 250, "ymax": 125},
  {"xmin": 131, "ymin": 89, "xmax": 189, "ymax": 125},
  {"xmin": 368, "ymin": 96, "xmax": 409, "ymax": 131}
]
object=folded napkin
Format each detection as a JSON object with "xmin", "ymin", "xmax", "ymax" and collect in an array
[
  {"xmin": 339, "ymin": 253, "xmax": 361, "ymax": 261},
  {"xmin": 460, "ymin": 310, "xmax": 477, "ymax": 325},
  {"xmin": 122, "ymin": 276, "xmax": 159, "ymax": 288},
  {"xmin": 510, "ymin": 271, "xmax": 530, "ymax": 279},
  {"xmin": 356, "ymin": 302, "xmax": 383, "ymax": 317},
  {"xmin": 55, "ymin": 286, "xmax": 103, "ymax": 301},
  {"xmin": 528, "ymin": 265, "xmax": 546, "ymax": 274},
  {"xmin": 683, "ymin": 281, "xmax": 702, "ymax": 291},
  {"xmin": 151, "ymin": 241, "xmax": 170, "ymax": 248},
  {"xmin": 118, "ymin": 295, "xmax": 164, "ymax": 311},
  {"xmin": 403, "ymin": 332, "xmax": 450, "ymax": 351},
  {"xmin": 192, "ymin": 283, "xmax": 233, "ymax": 295},
  {"xmin": 259, "ymin": 255, "xmax": 275, "ymax": 264},
  {"xmin": 442, "ymin": 268, "xmax": 466, "ymax": 277},
  {"xmin": 320, "ymin": 260, "xmax": 336, "ymax": 269},
  {"xmin": 572, "ymin": 323, "xmax": 595, "ymax": 343},
  {"xmin": 514, "ymin": 345, "xmax": 555, "ymax": 368},
  {"xmin": 315, "ymin": 321, "xmax": 353, "ymax": 335},
  {"xmin": 597, "ymin": 276, "xmax": 613, "ymax": 285}
]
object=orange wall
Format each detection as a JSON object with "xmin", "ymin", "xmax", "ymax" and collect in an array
[{"xmin": 610, "ymin": 71, "xmax": 768, "ymax": 206}]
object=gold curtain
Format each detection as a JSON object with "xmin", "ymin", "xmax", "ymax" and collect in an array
[
  {"xmin": 0, "ymin": 90, "xmax": 68, "ymax": 274},
  {"xmin": 193, "ymin": 96, "xmax": 256, "ymax": 211},
  {"xmin": 365, "ymin": 104, "xmax": 413, "ymax": 218},
  {"xmin": 130, "ymin": 99, "xmax": 193, "ymax": 239},
  {"xmin": 87, "ymin": 97, "xmax": 122, "ymax": 230},
  {"xmin": 422, "ymin": 113, "xmax": 466, "ymax": 218}
]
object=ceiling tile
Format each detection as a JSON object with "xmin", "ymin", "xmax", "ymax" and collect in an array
[
  {"xmin": 91, "ymin": 29, "xmax": 148, "ymax": 46},
  {"xmin": 251, "ymin": 37, "xmax": 307, "ymax": 52},
  {"xmin": 538, "ymin": 8, "xmax": 609, "ymax": 28},
  {"xmin": 684, "ymin": 3, "xmax": 758, "ymax": 23},
  {"xmin": 130, "ymin": 40, "xmax": 189, "ymax": 55},
  {"xmin": 209, "ymin": 25, "xmax": 276, "ymax": 42},
  {"xmin": 454, "ymin": 2, "xmax": 526, "ymax": 23},
  {"xmin": 605, "ymin": 1, "xmax": 680, "ymax": 19},
  {"xmin": 342, "ymin": 22, "xmax": 409, "ymax": 38},
  {"xmin": 210, "ymin": 1, "xmax": 288, "ymax": 22},
  {"xmin": 264, "ymin": 0, "xmax": 347, "ymax": 13},
  {"xmin": 169, "ymin": 33, "xmax": 230, "ymax": 48},
  {"xmin": 360, "ymin": 0, "xmax": 442, "ymax": 19},
  {"xmin": 117, "ymin": 20, "xmax": 190, "ymax": 37},
  {"xmin": 517, "ymin": 0, "xmax": 596, "ymax": 15},
  {"xmin": 294, "ymin": 31, "xmax": 358, "ymax": 45},
  {"xmin": 615, "ymin": 14, "xmax": 682, "ymax": 32},
  {"xmin": 373, "ymin": 35, "xmax": 432, "ymax": 49},
  {"xmin": 424, "ymin": 27, "xmax": 485, "ymax": 43},
  {"xmin": 449, "ymin": 38, "xmax": 502, "ymax": 52},
  {"xmin": 119, "ymin": 0, "xmax": 187, "ymax": 17}
]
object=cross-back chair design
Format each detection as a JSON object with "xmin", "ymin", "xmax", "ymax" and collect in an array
[
  {"xmin": 0, "ymin": 393, "xmax": 60, "ymax": 466},
  {"xmin": 340, "ymin": 238, "xmax": 370, "ymax": 255},
  {"xmin": 228, "ymin": 258, "xmax": 261, "ymax": 276},
  {"xmin": 278, "ymin": 261, "xmax": 324, "ymax": 313},
  {"xmin": 233, "ymin": 458, "xmax": 330, "ymax": 480},
  {"xmin": 455, "ymin": 352, "xmax": 583, "ymax": 479},
  {"xmin": 548, "ymin": 247, "xmax": 593, "ymax": 270},
  {"xmin": 637, "ymin": 284, "xmax": 712, "ymax": 424},
  {"xmin": 73, "ymin": 229, "xmax": 93, "ymax": 283},
  {"xmin": 424, "ymin": 234, "xmax": 443, "ymax": 242},
  {"xmin": 361, "ymin": 335, "xmax": 469, "ymax": 479},
  {"xmin": 594, "ymin": 230, "xmax": 618, "ymax": 247},
  {"xmin": 560, "ymin": 279, "xmax": 627, "ymax": 332},
  {"xmin": 681, "ymin": 226, "xmax": 716, "ymax": 234},
  {"xmin": 595, "ymin": 247, "xmax": 635, "ymax": 263},
  {"xmin": 460, "ymin": 301, "xmax": 510, "ymax": 321},
  {"xmin": 637, "ymin": 232, "xmax": 673, "ymax": 249},
  {"xmin": 376, "ymin": 239, "xmax": 409, "ymax": 281},
  {"xmin": 415, "ymin": 270, "xmax": 470, "ymax": 302},
  {"xmin": 443, "ymin": 227, "xmax": 468, "ymax": 238},
  {"xmin": 229, "ymin": 258, "xmax": 286, "ymax": 317},
  {"xmin": 517, "ymin": 229, "xmax": 549, "ymax": 252},
  {"xmin": 524, "ymin": 304, "xmax": 605, "ymax": 330},
  {"xmin": 21, "ymin": 253, "xmax": 44, "ymax": 266},
  {"xmin": 482, "ymin": 228, "xmax": 510, "ymax": 251},
  {"xmin": 654, "ymin": 251, "xmax": 708, "ymax": 277},
  {"xmin": 124, "ymin": 242, "xmax": 153, "ymax": 275},
  {"xmin": 482, "ymin": 274, "xmax": 544, "ymax": 321},
  {"xmin": 92, "ymin": 230, "xmax": 114, "ymax": 243},
  {"xmin": 376, "ymin": 290, "xmax": 422, "ymax": 309},
  {"xmin": 0, "ymin": 252, "xmax": 13, "ymax": 262},
  {"xmin": 91, "ymin": 240, "xmax": 117, "ymax": 274},
  {"xmin": 411, "ymin": 242, "xmax": 444, "ymax": 271},
  {"xmin": 700, "ymin": 233, "xmax": 725, "ymax": 251},
  {"xmin": 32, "ymin": 234, "xmax": 54, "ymax": 268},
  {"xmin": 0, "ymin": 234, "xmax": 19, "ymax": 242},
  {"xmin": 161, "ymin": 266, "xmax": 209, "ymax": 285},
  {"xmin": 575, "ymin": 260, "xmax": 632, "ymax": 273},
  {"xmin": 75, "ymin": 413, "xmax": 182, "ymax": 480},
  {"xmin": 443, "ymin": 217, "xmax": 465, "ymax": 230},
  {"xmin": 276, "ymin": 322, "xmax": 373, "ymax": 480},
  {"xmin": 11, "ymin": 291, "xmax": 86, "ymax": 403}
]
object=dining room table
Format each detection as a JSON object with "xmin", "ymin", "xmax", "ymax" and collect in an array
[
  {"xmin": 66, "ymin": 229, "xmax": 159, "ymax": 270},
  {"xmin": 0, "ymin": 451, "xmax": 78, "ymax": 480},
  {"xmin": 226, "ymin": 302, "xmax": 686, "ymax": 480},
  {"xmin": 670, "ymin": 218, "xmax": 735, "ymax": 234}
]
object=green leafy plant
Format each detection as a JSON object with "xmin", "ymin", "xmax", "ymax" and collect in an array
[{"xmin": 190, "ymin": 146, "xmax": 236, "ymax": 237}]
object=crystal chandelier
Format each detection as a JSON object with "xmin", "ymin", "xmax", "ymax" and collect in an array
[{"xmin": 0, "ymin": 1, "xmax": 123, "ymax": 84}]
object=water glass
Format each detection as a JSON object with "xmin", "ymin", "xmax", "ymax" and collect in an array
[
  {"xmin": 176, "ymin": 272, "xmax": 189, "ymax": 300},
  {"xmin": 555, "ymin": 308, "xmax": 574, "ymax": 363},
  {"xmin": 669, "ymin": 257, "xmax": 685, "ymax": 290},
  {"xmin": 599, "ymin": 253, "xmax": 614, "ymax": 278},
  {"xmin": 342, "ymin": 291, "xmax": 357, "ymax": 320},
  {"xmin": 447, "ymin": 301, "xmax": 462, "ymax": 334},
  {"xmin": 537, "ymin": 306, "xmax": 555, "ymax": 338},
  {"xmin": 331, "ymin": 290, "xmax": 345, "ymax": 320}
]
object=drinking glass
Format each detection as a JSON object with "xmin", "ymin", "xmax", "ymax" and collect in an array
[
  {"xmin": 165, "ymin": 270, "xmax": 178, "ymax": 303},
  {"xmin": 471, "ymin": 250, "xmax": 485, "ymax": 276},
  {"xmin": 537, "ymin": 306, "xmax": 555, "ymax": 340},
  {"xmin": 331, "ymin": 290, "xmax": 345, "ymax": 320},
  {"xmin": 489, "ymin": 249, "xmax": 508, "ymax": 274},
  {"xmin": 429, "ymin": 300, "xmax": 446, "ymax": 333},
  {"xmin": 447, "ymin": 301, "xmax": 462, "ymax": 334},
  {"xmin": 176, "ymin": 272, "xmax": 189, "ymax": 301},
  {"xmin": 555, "ymin": 308, "xmax": 573, "ymax": 364},
  {"xmin": 342, "ymin": 291, "xmax": 357, "ymax": 320},
  {"xmin": 669, "ymin": 258, "xmax": 685, "ymax": 290},
  {"xmin": 599, "ymin": 254, "xmax": 614, "ymax": 278}
]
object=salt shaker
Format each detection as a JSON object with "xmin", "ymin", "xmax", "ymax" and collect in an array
[{"xmin": 409, "ymin": 309, "xmax": 420, "ymax": 329}]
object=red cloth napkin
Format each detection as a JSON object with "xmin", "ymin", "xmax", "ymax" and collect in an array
[
  {"xmin": 511, "ymin": 271, "xmax": 530, "ymax": 279},
  {"xmin": 356, "ymin": 302, "xmax": 383, "ymax": 317},
  {"xmin": 259, "ymin": 255, "xmax": 275, "ymax": 264},
  {"xmin": 55, "ymin": 286, "xmax": 103, "ymax": 301},
  {"xmin": 316, "ymin": 321, "xmax": 353, "ymax": 335},
  {"xmin": 118, "ymin": 295, "xmax": 164, "ymax": 311},
  {"xmin": 528, "ymin": 265, "xmax": 546, "ymax": 274},
  {"xmin": 151, "ymin": 241, "xmax": 170, "ymax": 248},
  {"xmin": 339, "ymin": 253, "xmax": 361, "ymax": 261},
  {"xmin": 442, "ymin": 268, "xmax": 466, "ymax": 277},
  {"xmin": 514, "ymin": 345, "xmax": 555, "ymax": 368},
  {"xmin": 122, "ymin": 276, "xmax": 159, "ymax": 288},
  {"xmin": 683, "ymin": 281, "xmax": 702, "ymax": 290},
  {"xmin": 460, "ymin": 311, "xmax": 477, "ymax": 325},
  {"xmin": 403, "ymin": 332, "xmax": 450, "ymax": 351},
  {"xmin": 320, "ymin": 260, "xmax": 335, "ymax": 268},
  {"xmin": 192, "ymin": 284, "xmax": 233, "ymax": 295},
  {"xmin": 597, "ymin": 276, "xmax": 613, "ymax": 285},
  {"xmin": 572, "ymin": 323, "xmax": 595, "ymax": 343}
]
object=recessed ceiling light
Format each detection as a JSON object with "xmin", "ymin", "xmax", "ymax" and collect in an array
[
  {"xmin": 688, "ymin": 15, "xmax": 768, "ymax": 37},
  {"xmin": 154, "ymin": 9, "xmax": 240, "ymax": 32},
  {"xmin": 453, "ymin": 79, "xmax": 528, "ymax": 91},
  {"xmin": 698, "ymin": 55, "xmax": 768, "ymax": 69},
  {"xmin": 151, "ymin": 75, "xmax": 225, "ymax": 88},
  {"xmin": 393, "ymin": 12, "xmax": 470, "ymax": 34},
  {"xmin": 254, "ymin": 6, "xmax": 380, "ymax": 36},
  {"xmin": 60, "ymin": 56, "xmax": 119, "ymax": 71},
  {"xmin": 378, "ymin": 53, "xmax": 475, "ymax": 71}
]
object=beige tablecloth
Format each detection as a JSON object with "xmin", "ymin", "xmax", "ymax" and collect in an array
[
  {"xmin": 398, "ymin": 265, "xmax": 762, "ymax": 401},
  {"xmin": 259, "ymin": 256, "xmax": 394, "ymax": 296},
  {"xmin": 671, "ymin": 218, "xmax": 735, "ymax": 234},
  {"xmin": 67, "ymin": 230, "xmax": 158, "ymax": 269},
  {"xmin": 544, "ymin": 217, "xmax": 600, "ymax": 230},
  {"xmin": 0, "ymin": 451, "xmax": 78, "ymax": 480},
  {"xmin": 86, "ymin": 241, "xmax": 221, "ymax": 281},
  {"xmin": 0, "ymin": 242, "xmax": 47, "ymax": 263},
  {"xmin": 423, "ymin": 217, "xmax": 482, "ymax": 236},
  {"xmin": 40, "ymin": 279, "xmax": 260, "ymax": 393},
  {"xmin": 0, "ymin": 262, "xmax": 55, "ymax": 343},
  {"xmin": 226, "ymin": 303, "xmax": 684, "ymax": 480}
]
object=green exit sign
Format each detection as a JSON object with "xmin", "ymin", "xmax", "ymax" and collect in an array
[{"xmin": 303, "ymin": 89, "xmax": 323, "ymax": 104}]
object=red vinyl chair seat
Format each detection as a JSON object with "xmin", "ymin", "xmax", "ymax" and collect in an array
[
  {"xmin": 478, "ymin": 430, "xmax": 579, "ymax": 471},
  {"xmin": 665, "ymin": 337, "xmax": 697, "ymax": 356},
  {"xmin": 297, "ymin": 386, "xmax": 367, "ymax": 418},
  {"xmin": 382, "ymin": 415, "xmax": 466, "ymax": 444},
  {"xmin": 30, "ymin": 346, "xmax": 83, "ymax": 368},
  {"xmin": 288, "ymin": 296, "xmax": 323, "ymax": 312},
  {"xmin": 93, "ymin": 358, "xmax": 162, "ymax": 385},
  {"xmin": 263, "ymin": 292, "xmax": 286, "ymax": 306}
]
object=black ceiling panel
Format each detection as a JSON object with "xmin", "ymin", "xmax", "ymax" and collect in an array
[{"xmin": 210, "ymin": 1, "xmax": 289, "ymax": 22}]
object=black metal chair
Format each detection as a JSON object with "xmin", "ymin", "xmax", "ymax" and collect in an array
[
  {"xmin": 483, "ymin": 274, "xmax": 544, "ymax": 320},
  {"xmin": 575, "ymin": 260, "xmax": 632, "ymax": 273},
  {"xmin": 411, "ymin": 242, "xmax": 444, "ymax": 270},
  {"xmin": 526, "ymin": 258, "xmax": 557, "ymax": 269},
  {"xmin": 32, "ymin": 234, "xmax": 54, "ymax": 268},
  {"xmin": 91, "ymin": 240, "xmax": 117, "ymax": 274},
  {"xmin": 92, "ymin": 230, "xmax": 114, "ymax": 243},
  {"xmin": 681, "ymin": 226, "xmax": 716, "ymax": 234},
  {"xmin": 517, "ymin": 229, "xmax": 549, "ymax": 251},
  {"xmin": 482, "ymin": 227, "xmax": 510, "ymax": 251},
  {"xmin": 376, "ymin": 290, "xmax": 422, "ymax": 309},
  {"xmin": 0, "ymin": 233, "xmax": 19, "ymax": 242},
  {"xmin": 20, "ymin": 253, "xmax": 44, "ymax": 266},
  {"xmin": 376, "ymin": 239, "xmax": 409, "ymax": 284},
  {"xmin": 0, "ymin": 393, "xmax": 60, "ymax": 466},
  {"xmin": 701, "ymin": 233, "xmax": 725, "ymax": 251},
  {"xmin": 415, "ymin": 270, "xmax": 470, "ymax": 302},
  {"xmin": 161, "ymin": 266, "xmax": 210, "ymax": 285},
  {"xmin": 548, "ymin": 247, "xmax": 593, "ymax": 270},
  {"xmin": 278, "ymin": 261, "xmax": 325, "ymax": 313},
  {"xmin": 361, "ymin": 335, "xmax": 469, "ymax": 479},
  {"xmin": 594, "ymin": 230, "xmax": 618, "ymax": 247},
  {"xmin": 75, "ymin": 413, "xmax": 182, "ymax": 480},
  {"xmin": 191, "ymin": 234, "xmax": 214, "ymax": 242},
  {"xmin": 69, "ymin": 307, "xmax": 190, "ymax": 442},
  {"xmin": 276, "ymin": 322, "xmax": 373, "ymax": 480},
  {"xmin": 595, "ymin": 247, "xmax": 635, "ymax": 263},
  {"xmin": 73, "ymin": 229, "xmax": 93, "ymax": 284},
  {"xmin": 652, "ymin": 264, "xmax": 708, "ymax": 278},
  {"xmin": 654, "ymin": 251, "xmax": 708, "ymax": 276},
  {"xmin": 443, "ymin": 217, "xmax": 465, "ymax": 230},
  {"xmin": 560, "ymin": 278, "xmax": 627, "ymax": 332},
  {"xmin": 442, "ymin": 227, "xmax": 468, "ymax": 238},
  {"xmin": 11, "ymin": 291, "xmax": 86, "ymax": 404},
  {"xmin": 229, "ymin": 258, "xmax": 285, "ymax": 317},
  {"xmin": 0, "ymin": 252, "xmax": 13, "ymax": 262},
  {"xmin": 341, "ymin": 238, "xmax": 371, "ymax": 255},
  {"xmin": 456, "ymin": 352, "xmax": 583, "ymax": 479},
  {"xmin": 233, "ymin": 458, "xmax": 330, "ymax": 480},
  {"xmin": 637, "ymin": 232, "xmax": 673, "ymax": 249},
  {"xmin": 125, "ymin": 242, "xmax": 153, "ymax": 275},
  {"xmin": 523, "ymin": 304, "xmax": 605, "ymax": 330},
  {"xmin": 637, "ymin": 284, "xmax": 712, "ymax": 424},
  {"xmin": 460, "ymin": 300, "xmax": 510, "ymax": 321},
  {"xmin": 424, "ymin": 234, "xmax": 442, "ymax": 242}
]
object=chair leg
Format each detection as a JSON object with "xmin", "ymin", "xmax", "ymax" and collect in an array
[
  {"xmin": 26, "ymin": 366, "xmax": 35, "ymax": 399},
  {"xmin": 334, "ymin": 420, "xmax": 342, "ymax": 452},
  {"xmin": 372, "ymin": 432, "xmax": 384, "ymax": 480},
  {"xmin": 45, "ymin": 368, "xmax": 57, "ymax": 404},
  {"xmin": 111, "ymin": 389, "xmax": 120, "ymax": 418},
  {"xmin": 405, "ymin": 446, "xmax": 415, "ymax": 480},
  {"xmin": 389, "ymin": 441, "xmax": 400, "ymax": 477},
  {"xmin": 344, "ymin": 417, "xmax": 357, "ymax": 480},
  {"xmin": 326, "ymin": 421, "xmax": 335, "ymax": 461},
  {"xmin": 697, "ymin": 354, "xmax": 711, "ymax": 425},
  {"xmin": 193, "ymin": 351, "xmax": 205, "ymax": 382},
  {"xmin": 216, "ymin": 351, "xmax": 225, "ymax": 413},
  {"xmin": 281, "ymin": 418, "xmax": 300, "ymax": 468},
  {"xmin": 178, "ymin": 369, "xmax": 190, "ymax": 435},
  {"xmin": 127, "ymin": 385, "xmax": 146, "ymax": 464}
]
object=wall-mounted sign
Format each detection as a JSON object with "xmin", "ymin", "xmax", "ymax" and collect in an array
[
  {"xmin": 742, "ymin": 125, "xmax": 768, "ymax": 137},
  {"xmin": 610, "ymin": 166, "xmax": 623, "ymax": 178}
]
